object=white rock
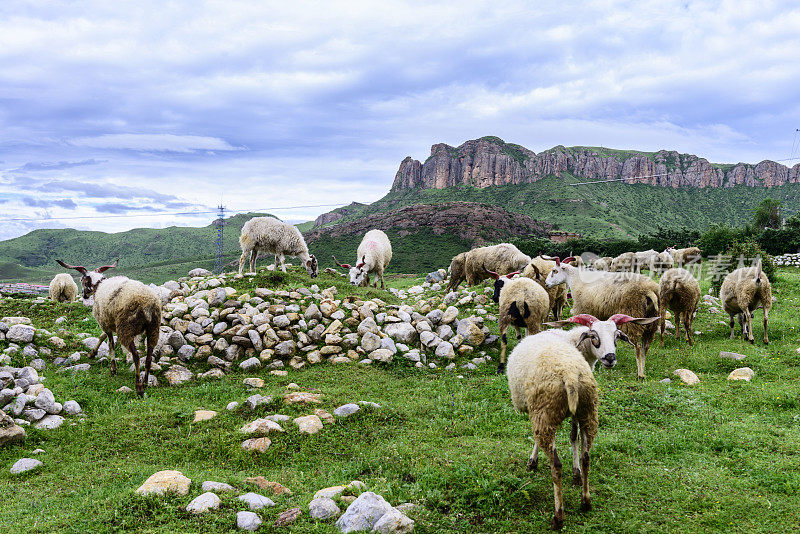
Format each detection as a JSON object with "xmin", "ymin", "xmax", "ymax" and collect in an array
[
  {"xmin": 237, "ymin": 510, "xmax": 262, "ymax": 531},
  {"xmin": 238, "ymin": 492, "xmax": 276, "ymax": 510},
  {"xmin": 309, "ymin": 497, "xmax": 341, "ymax": 519},
  {"xmin": 334, "ymin": 403, "xmax": 361, "ymax": 417},
  {"xmin": 202, "ymin": 480, "xmax": 235, "ymax": 492},
  {"xmin": 673, "ymin": 368, "xmax": 700, "ymax": 385},
  {"xmin": 372, "ymin": 507, "xmax": 415, "ymax": 533},
  {"xmin": 186, "ymin": 492, "xmax": 221, "ymax": 514},
  {"xmin": 10, "ymin": 458, "xmax": 42, "ymax": 474},
  {"xmin": 336, "ymin": 491, "xmax": 394, "ymax": 533},
  {"xmin": 136, "ymin": 470, "xmax": 191, "ymax": 496},
  {"xmin": 728, "ymin": 367, "xmax": 755, "ymax": 381}
]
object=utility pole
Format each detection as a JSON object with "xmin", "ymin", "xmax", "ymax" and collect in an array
[{"xmin": 215, "ymin": 205, "xmax": 225, "ymax": 274}]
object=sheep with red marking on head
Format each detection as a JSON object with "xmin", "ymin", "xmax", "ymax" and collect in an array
[
  {"xmin": 333, "ymin": 229, "xmax": 392, "ymax": 289},
  {"xmin": 238, "ymin": 216, "xmax": 318, "ymax": 277},
  {"xmin": 523, "ymin": 256, "xmax": 568, "ymax": 321},
  {"xmin": 659, "ymin": 267, "xmax": 701, "ymax": 345},
  {"xmin": 485, "ymin": 266, "xmax": 550, "ymax": 374},
  {"xmin": 56, "ymin": 259, "xmax": 161, "ymax": 397},
  {"xmin": 545, "ymin": 256, "xmax": 660, "ymax": 380},
  {"xmin": 522, "ymin": 313, "xmax": 639, "ymax": 489},
  {"xmin": 506, "ymin": 331, "xmax": 599, "ymax": 530},
  {"xmin": 49, "ymin": 273, "xmax": 79, "ymax": 303},
  {"xmin": 463, "ymin": 243, "xmax": 530, "ymax": 287}
]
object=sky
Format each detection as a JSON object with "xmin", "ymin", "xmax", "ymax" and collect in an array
[{"xmin": 1, "ymin": 0, "xmax": 799, "ymax": 240}]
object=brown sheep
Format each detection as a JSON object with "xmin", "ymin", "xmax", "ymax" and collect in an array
[
  {"xmin": 446, "ymin": 252, "xmax": 468, "ymax": 291},
  {"xmin": 523, "ymin": 256, "xmax": 568, "ymax": 321},
  {"xmin": 463, "ymin": 243, "xmax": 530, "ymax": 286},
  {"xmin": 720, "ymin": 263, "xmax": 772, "ymax": 344},
  {"xmin": 659, "ymin": 268, "xmax": 701, "ymax": 345}
]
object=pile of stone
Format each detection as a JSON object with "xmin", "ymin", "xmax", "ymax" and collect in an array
[
  {"xmin": 110, "ymin": 269, "xmax": 501, "ymax": 385},
  {"xmin": 0, "ymin": 364, "xmax": 83, "ymax": 432}
]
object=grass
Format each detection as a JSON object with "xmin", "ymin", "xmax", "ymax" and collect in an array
[{"xmin": 1, "ymin": 268, "xmax": 800, "ymax": 532}]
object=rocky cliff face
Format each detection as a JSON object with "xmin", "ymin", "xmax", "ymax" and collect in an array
[
  {"xmin": 391, "ymin": 138, "xmax": 800, "ymax": 191},
  {"xmin": 313, "ymin": 202, "xmax": 366, "ymax": 227},
  {"xmin": 304, "ymin": 202, "xmax": 553, "ymax": 246}
]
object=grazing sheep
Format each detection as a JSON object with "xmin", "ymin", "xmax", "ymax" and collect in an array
[
  {"xmin": 665, "ymin": 246, "xmax": 702, "ymax": 267},
  {"xmin": 523, "ymin": 256, "xmax": 568, "ymax": 321},
  {"xmin": 650, "ymin": 250, "xmax": 674, "ymax": 274},
  {"xmin": 720, "ymin": 262, "xmax": 772, "ymax": 344},
  {"xmin": 49, "ymin": 273, "xmax": 78, "ymax": 303},
  {"xmin": 333, "ymin": 229, "xmax": 392, "ymax": 288},
  {"xmin": 56, "ymin": 259, "xmax": 162, "ymax": 397},
  {"xmin": 529, "ymin": 313, "xmax": 638, "ymax": 485},
  {"xmin": 633, "ymin": 249, "xmax": 659, "ymax": 271},
  {"xmin": 238, "ymin": 216, "xmax": 318, "ymax": 277},
  {"xmin": 610, "ymin": 251, "xmax": 635, "ymax": 272},
  {"xmin": 507, "ymin": 334, "xmax": 599, "ymax": 530},
  {"xmin": 590, "ymin": 257, "xmax": 613, "ymax": 271},
  {"xmin": 659, "ymin": 268, "xmax": 701, "ymax": 345},
  {"xmin": 545, "ymin": 257, "xmax": 660, "ymax": 380},
  {"xmin": 446, "ymin": 252, "xmax": 468, "ymax": 291},
  {"xmin": 464, "ymin": 243, "xmax": 530, "ymax": 286},
  {"xmin": 485, "ymin": 267, "xmax": 550, "ymax": 373}
]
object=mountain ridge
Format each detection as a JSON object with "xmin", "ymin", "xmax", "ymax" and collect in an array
[{"xmin": 392, "ymin": 137, "xmax": 800, "ymax": 191}]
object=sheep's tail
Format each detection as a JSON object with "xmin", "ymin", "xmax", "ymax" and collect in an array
[
  {"xmin": 755, "ymin": 259, "xmax": 762, "ymax": 286},
  {"xmin": 564, "ymin": 378, "xmax": 580, "ymax": 415}
]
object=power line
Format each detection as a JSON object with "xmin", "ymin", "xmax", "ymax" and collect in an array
[
  {"xmin": 569, "ymin": 173, "xmax": 669, "ymax": 185},
  {"xmin": 0, "ymin": 203, "xmax": 346, "ymax": 223}
]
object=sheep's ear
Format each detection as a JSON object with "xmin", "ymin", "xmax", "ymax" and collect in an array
[
  {"xmin": 627, "ymin": 316, "xmax": 660, "ymax": 325},
  {"xmin": 617, "ymin": 331, "xmax": 635, "ymax": 347},
  {"xmin": 576, "ymin": 331, "xmax": 592, "ymax": 346},
  {"xmin": 530, "ymin": 264, "xmax": 541, "ymax": 279}
]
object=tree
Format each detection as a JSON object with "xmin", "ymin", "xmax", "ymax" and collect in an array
[{"xmin": 753, "ymin": 198, "xmax": 782, "ymax": 230}]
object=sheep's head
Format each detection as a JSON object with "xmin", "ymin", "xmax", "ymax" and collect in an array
[
  {"xmin": 55, "ymin": 259, "xmax": 118, "ymax": 302},
  {"xmin": 333, "ymin": 255, "xmax": 369, "ymax": 286},
  {"xmin": 485, "ymin": 264, "xmax": 522, "ymax": 303},
  {"xmin": 544, "ymin": 256, "xmax": 573, "ymax": 288},
  {"xmin": 546, "ymin": 313, "xmax": 656, "ymax": 369},
  {"xmin": 305, "ymin": 255, "xmax": 318, "ymax": 278}
]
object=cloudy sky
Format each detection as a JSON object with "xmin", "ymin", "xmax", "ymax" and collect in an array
[{"xmin": 1, "ymin": 0, "xmax": 799, "ymax": 240}]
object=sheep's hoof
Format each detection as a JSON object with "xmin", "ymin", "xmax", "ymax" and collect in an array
[
  {"xmin": 581, "ymin": 497, "xmax": 592, "ymax": 512},
  {"xmin": 496, "ymin": 363, "xmax": 506, "ymax": 374},
  {"xmin": 527, "ymin": 458, "xmax": 538, "ymax": 471},
  {"xmin": 572, "ymin": 469, "xmax": 582, "ymax": 486},
  {"xmin": 551, "ymin": 510, "xmax": 564, "ymax": 531},
  {"xmin": 636, "ymin": 375, "xmax": 645, "ymax": 381}
]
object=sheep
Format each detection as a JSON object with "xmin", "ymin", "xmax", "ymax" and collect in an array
[
  {"xmin": 49, "ymin": 273, "xmax": 79, "ymax": 303},
  {"xmin": 633, "ymin": 249, "xmax": 659, "ymax": 272},
  {"xmin": 650, "ymin": 250, "xmax": 675, "ymax": 274},
  {"xmin": 720, "ymin": 262, "xmax": 772, "ymax": 344},
  {"xmin": 658, "ymin": 268, "xmax": 701, "ymax": 345},
  {"xmin": 522, "ymin": 256, "xmax": 568, "ymax": 321},
  {"xmin": 238, "ymin": 216, "xmax": 318, "ymax": 277},
  {"xmin": 485, "ymin": 266, "xmax": 550, "ymax": 374},
  {"xmin": 526, "ymin": 313, "xmax": 640, "ymax": 486},
  {"xmin": 609, "ymin": 251, "xmax": 635, "ymax": 272},
  {"xmin": 590, "ymin": 257, "xmax": 613, "ymax": 271},
  {"xmin": 507, "ymin": 334, "xmax": 599, "ymax": 530},
  {"xmin": 463, "ymin": 243, "xmax": 530, "ymax": 286},
  {"xmin": 545, "ymin": 257, "xmax": 660, "ymax": 380},
  {"xmin": 56, "ymin": 259, "xmax": 162, "ymax": 397},
  {"xmin": 446, "ymin": 252, "xmax": 468, "ymax": 291},
  {"xmin": 333, "ymin": 229, "xmax": 392, "ymax": 288},
  {"xmin": 665, "ymin": 246, "xmax": 702, "ymax": 267}
]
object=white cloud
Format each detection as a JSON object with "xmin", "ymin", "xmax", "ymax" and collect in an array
[{"xmin": 67, "ymin": 134, "xmax": 243, "ymax": 152}]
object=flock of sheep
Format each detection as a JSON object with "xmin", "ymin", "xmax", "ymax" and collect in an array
[{"xmin": 46, "ymin": 215, "xmax": 775, "ymax": 530}]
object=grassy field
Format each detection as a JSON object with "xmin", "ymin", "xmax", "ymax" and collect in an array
[{"xmin": 1, "ymin": 268, "xmax": 799, "ymax": 532}]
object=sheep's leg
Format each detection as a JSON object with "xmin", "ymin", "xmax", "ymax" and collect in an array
[
  {"xmin": 274, "ymin": 254, "xmax": 280, "ymax": 270},
  {"xmin": 498, "ymin": 321, "xmax": 508, "ymax": 374},
  {"xmin": 379, "ymin": 272, "xmax": 386, "ymax": 289},
  {"xmin": 89, "ymin": 332, "xmax": 109, "ymax": 360},
  {"xmin": 674, "ymin": 311, "xmax": 681, "ymax": 339},
  {"xmin": 579, "ymin": 426, "xmax": 592, "ymax": 512},
  {"xmin": 742, "ymin": 308, "xmax": 754, "ymax": 343},
  {"xmin": 684, "ymin": 311, "xmax": 693, "ymax": 346},
  {"xmin": 659, "ymin": 302, "xmax": 665, "ymax": 344},
  {"xmin": 634, "ymin": 342, "xmax": 645, "ymax": 380},
  {"xmin": 106, "ymin": 332, "xmax": 116, "ymax": 375},
  {"xmin": 570, "ymin": 419, "xmax": 581, "ymax": 486},
  {"xmin": 278, "ymin": 253, "xmax": 287, "ymax": 273},
  {"xmin": 527, "ymin": 443, "xmax": 539, "ymax": 471},
  {"xmin": 545, "ymin": 443, "xmax": 565, "ymax": 530},
  {"xmin": 238, "ymin": 247, "xmax": 250, "ymax": 275},
  {"xmin": 516, "ymin": 326, "xmax": 523, "ymax": 340},
  {"xmin": 143, "ymin": 335, "xmax": 154, "ymax": 395},
  {"xmin": 729, "ymin": 314, "xmax": 736, "ymax": 339},
  {"xmin": 763, "ymin": 307, "xmax": 769, "ymax": 344},
  {"xmin": 249, "ymin": 247, "xmax": 258, "ymax": 273},
  {"xmin": 129, "ymin": 341, "xmax": 144, "ymax": 397}
]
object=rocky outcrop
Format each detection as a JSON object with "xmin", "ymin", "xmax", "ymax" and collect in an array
[
  {"xmin": 313, "ymin": 203, "xmax": 367, "ymax": 228},
  {"xmin": 304, "ymin": 202, "xmax": 552, "ymax": 246},
  {"xmin": 391, "ymin": 138, "xmax": 800, "ymax": 191}
]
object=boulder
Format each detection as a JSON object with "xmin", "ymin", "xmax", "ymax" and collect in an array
[
  {"xmin": 186, "ymin": 492, "xmax": 221, "ymax": 514},
  {"xmin": 673, "ymin": 369, "xmax": 700, "ymax": 385},
  {"xmin": 135, "ymin": 470, "xmax": 191, "ymax": 496},
  {"xmin": 335, "ymin": 491, "xmax": 394, "ymax": 533},
  {"xmin": 728, "ymin": 367, "xmax": 755, "ymax": 381},
  {"xmin": 309, "ymin": 497, "xmax": 341, "ymax": 519},
  {"xmin": 238, "ymin": 492, "xmax": 276, "ymax": 510}
]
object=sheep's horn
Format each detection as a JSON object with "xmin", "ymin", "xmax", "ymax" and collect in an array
[
  {"xmin": 552, "ymin": 256, "xmax": 561, "ymax": 265},
  {"xmin": 609, "ymin": 314, "xmax": 635, "ymax": 324},
  {"xmin": 96, "ymin": 258, "xmax": 118, "ymax": 273},
  {"xmin": 541, "ymin": 254, "xmax": 556, "ymax": 261},
  {"xmin": 356, "ymin": 255, "xmax": 366, "ymax": 269},
  {"xmin": 562, "ymin": 256, "xmax": 575, "ymax": 264},
  {"xmin": 56, "ymin": 259, "xmax": 88, "ymax": 275},
  {"xmin": 332, "ymin": 256, "xmax": 351, "ymax": 269},
  {"xmin": 567, "ymin": 314, "xmax": 598, "ymax": 327},
  {"xmin": 482, "ymin": 264, "xmax": 499, "ymax": 279},
  {"xmin": 505, "ymin": 270, "xmax": 522, "ymax": 279}
]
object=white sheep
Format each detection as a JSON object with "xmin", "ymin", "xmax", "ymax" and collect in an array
[
  {"xmin": 665, "ymin": 246, "xmax": 702, "ymax": 267},
  {"xmin": 56, "ymin": 259, "xmax": 162, "ymax": 397},
  {"xmin": 507, "ymin": 333, "xmax": 599, "ymax": 530},
  {"xmin": 463, "ymin": 243, "xmax": 530, "ymax": 286},
  {"xmin": 238, "ymin": 216, "xmax": 318, "ymax": 277},
  {"xmin": 545, "ymin": 257, "xmax": 660, "ymax": 380},
  {"xmin": 658, "ymin": 268, "xmax": 701, "ymax": 345},
  {"xmin": 485, "ymin": 267, "xmax": 550, "ymax": 373},
  {"xmin": 333, "ymin": 229, "xmax": 392, "ymax": 288},
  {"xmin": 49, "ymin": 272, "xmax": 78, "ymax": 303},
  {"xmin": 609, "ymin": 251, "xmax": 635, "ymax": 272},
  {"xmin": 590, "ymin": 257, "xmax": 613, "ymax": 271},
  {"xmin": 720, "ymin": 262, "xmax": 772, "ymax": 344},
  {"xmin": 523, "ymin": 256, "xmax": 568, "ymax": 320}
]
